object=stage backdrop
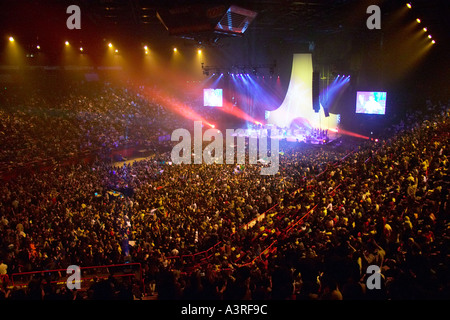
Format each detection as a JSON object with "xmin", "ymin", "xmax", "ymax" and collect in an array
[{"xmin": 267, "ymin": 53, "xmax": 339, "ymax": 130}]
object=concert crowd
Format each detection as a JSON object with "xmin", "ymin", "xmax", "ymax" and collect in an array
[{"xmin": 0, "ymin": 80, "xmax": 448, "ymax": 300}]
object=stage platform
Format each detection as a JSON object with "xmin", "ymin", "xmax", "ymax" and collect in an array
[{"xmin": 230, "ymin": 127, "xmax": 340, "ymax": 145}]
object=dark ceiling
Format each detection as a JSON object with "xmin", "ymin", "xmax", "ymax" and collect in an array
[
  {"xmin": 0, "ymin": 0, "xmax": 448, "ymax": 103},
  {"xmin": 78, "ymin": 0, "xmax": 448, "ymax": 37},
  {"xmin": 1, "ymin": 0, "xmax": 448, "ymax": 47}
]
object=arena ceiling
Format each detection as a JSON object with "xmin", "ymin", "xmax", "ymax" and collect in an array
[
  {"xmin": 1, "ymin": 0, "xmax": 448, "ymax": 48},
  {"xmin": 79, "ymin": 0, "xmax": 448, "ymax": 37}
]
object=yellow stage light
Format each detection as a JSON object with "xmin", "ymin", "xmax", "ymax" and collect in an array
[
  {"xmin": 36, "ymin": 45, "xmax": 40, "ymax": 49},
  {"xmin": 173, "ymin": 47, "xmax": 177, "ymax": 52},
  {"xmin": 9, "ymin": 36, "xmax": 14, "ymax": 42},
  {"xmin": 423, "ymin": 27, "xmax": 427, "ymax": 32},
  {"xmin": 80, "ymin": 47, "xmax": 83, "ymax": 52},
  {"xmin": 197, "ymin": 49, "xmax": 202, "ymax": 54},
  {"xmin": 108, "ymin": 43, "xmax": 113, "ymax": 48},
  {"xmin": 406, "ymin": 3, "xmax": 412, "ymax": 9},
  {"xmin": 431, "ymin": 40, "xmax": 435, "ymax": 44},
  {"xmin": 65, "ymin": 41, "xmax": 70, "ymax": 46},
  {"xmin": 144, "ymin": 45, "xmax": 148, "ymax": 50},
  {"xmin": 416, "ymin": 18, "xmax": 421, "ymax": 23},
  {"xmin": 428, "ymin": 34, "xmax": 432, "ymax": 39},
  {"xmin": 115, "ymin": 49, "xmax": 118, "ymax": 53}
]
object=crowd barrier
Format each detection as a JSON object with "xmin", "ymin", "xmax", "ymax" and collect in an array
[
  {"xmin": 7, "ymin": 263, "xmax": 144, "ymax": 293},
  {"xmin": 166, "ymin": 177, "xmax": 345, "ymax": 273},
  {"xmin": 163, "ymin": 146, "xmax": 356, "ymax": 273},
  {"xmin": 165, "ymin": 241, "xmax": 223, "ymax": 264},
  {"xmin": 4, "ymin": 147, "xmax": 356, "ymax": 281}
]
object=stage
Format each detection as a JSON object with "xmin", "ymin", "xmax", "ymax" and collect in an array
[{"xmin": 230, "ymin": 125, "xmax": 340, "ymax": 145}]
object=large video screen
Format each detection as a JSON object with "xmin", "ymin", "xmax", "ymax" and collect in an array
[
  {"xmin": 203, "ymin": 88, "xmax": 223, "ymax": 107},
  {"xmin": 355, "ymin": 91, "xmax": 387, "ymax": 115}
]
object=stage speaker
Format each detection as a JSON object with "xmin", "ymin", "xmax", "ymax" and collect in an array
[{"xmin": 312, "ymin": 71, "xmax": 320, "ymax": 113}]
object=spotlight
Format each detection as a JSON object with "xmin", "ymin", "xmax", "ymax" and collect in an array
[
  {"xmin": 9, "ymin": 36, "xmax": 14, "ymax": 42},
  {"xmin": 211, "ymin": 124, "xmax": 215, "ymax": 128},
  {"xmin": 108, "ymin": 43, "xmax": 113, "ymax": 48},
  {"xmin": 406, "ymin": 3, "xmax": 412, "ymax": 9},
  {"xmin": 416, "ymin": 18, "xmax": 421, "ymax": 23},
  {"xmin": 428, "ymin": 34, "xmax": 432, "ymax": 39},
  {"xmin": 65, "ymin": 41, "xmax": 70, "ymax": 46},
  {"xmin": 197, "ymin": 49, "xmax": 202, "ymax": 54},
  {"xmin": 423, "ymin": 27, "xmax": 427, "ymax": 32},
  {"xmin": 431, "ymin": 40, "xmax": 436, "ymax": 44},
  {"xmin": 36, "ymin": 45, "xmax": 40, "ymax": 50},
  {"xmin": 143, "ymin": 45, "xmax": 148, "ymax": 50},
  {"xmin": 79, "ymin": 47, "xmax": 83, "ymax": 52},
  {"xmin": 115, "ymin": 49, "xmax": 119, "ymax": 53},
  {"xmin": 173, "ymin": 47, "xmax": 177, "ymax": 52}
]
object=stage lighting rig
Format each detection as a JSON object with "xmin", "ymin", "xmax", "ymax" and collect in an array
[{"xmin": 201, "ymin": 61, "xmax": 277, "ymax": 77}]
